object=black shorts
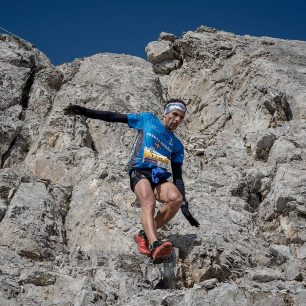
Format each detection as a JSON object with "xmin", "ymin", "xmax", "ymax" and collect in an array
[{"xmin": 129, "ymin": 168, "xmax": 168, "ymax": 192}]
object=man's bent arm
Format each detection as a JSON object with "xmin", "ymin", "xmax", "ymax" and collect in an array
[
  {"xmin": 171, "ymin": 162, "xmax": 186, "ymax": 201},
  {"xmin": 171, "ymin": 162, "xmax": 200, "ymax": 227},
  {"xmin": 64, "ymin": 105, "xmax": 128, "ymax": 123}
]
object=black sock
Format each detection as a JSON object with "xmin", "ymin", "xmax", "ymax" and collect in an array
[
  {"xmin": 149, "ymin": 240, "xmax": 161, "ymax": 251},
  {"xmin": 139, "ymin": 230, "xmax": 147, "ymax": 240}
]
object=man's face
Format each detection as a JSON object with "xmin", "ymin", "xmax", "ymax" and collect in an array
[{"xmin": 163, "ymin": 109, "xmax": 185, "ymax": 130}]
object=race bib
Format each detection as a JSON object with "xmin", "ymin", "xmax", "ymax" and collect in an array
[{"xmin": 143, "ymin": 147, "xmax": 170, "ymax": 168}]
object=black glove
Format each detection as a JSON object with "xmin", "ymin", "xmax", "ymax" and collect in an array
[
  {"xmin": 181, "ymin": 201, "xmax": 200, "ymax": 227},
  {"xmin": 64, "ymin": 104, "xmax": 83, "ymax": 116}
]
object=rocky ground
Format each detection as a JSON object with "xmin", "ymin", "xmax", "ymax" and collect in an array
[{"xmin": 1, "ymin": 26, "xmax": 306, "ymax": 305}]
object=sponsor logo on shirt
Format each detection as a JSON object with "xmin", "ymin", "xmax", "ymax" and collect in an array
[
  {"xmin": 154, "ymin": 142, "xmax": 161, "ymax": 149},
  {"xmin": 146, "ymin": 132, "xmax": 172, "ymax": 152}
]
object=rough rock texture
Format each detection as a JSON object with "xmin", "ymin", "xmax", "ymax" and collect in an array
[{"xmin": 1, "ymin": 25, "xmax": 306, "ymax": 305}]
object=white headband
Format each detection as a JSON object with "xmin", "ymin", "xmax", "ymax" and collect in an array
[{"xmin": 164, "ymin": 102, "xmax": 187, "ymax": 115}]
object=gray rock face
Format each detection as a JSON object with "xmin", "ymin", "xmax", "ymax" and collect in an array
[
  {"xmin": 1, "ymin": 26, "xmax": 306, "ymax": 305},
  {"xmin": 145, "ymin": 39, "xmax": 181, "ymax": 74},
  {"xmin": 159, "ymin": 32, "xmax": 177, "ymax": 42}
]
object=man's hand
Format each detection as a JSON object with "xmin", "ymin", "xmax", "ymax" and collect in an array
[
  {"xmin": 64, "ymin": 104, "xmax": 82, "ymax": 116},
  {"xmin": 181, "ymin": 201, "xmax": 200, "ymax": 227}
]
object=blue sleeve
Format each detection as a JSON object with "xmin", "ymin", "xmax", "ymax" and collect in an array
[
  {"xmin": 127, "ymin": 113, "xmax": 144, "ymax": 129},
  {"xmin": 127, "ymin": 112, "xmax": 151, "ymax": 129}
]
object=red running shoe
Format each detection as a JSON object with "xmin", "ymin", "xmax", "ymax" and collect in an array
[
  {"xmin": 150, "ymin": 241, "xmax": 173, "ymax": 262},
  {"xmin": 134, "ymin": 230, "xmax": 151, "ymax": 257}
]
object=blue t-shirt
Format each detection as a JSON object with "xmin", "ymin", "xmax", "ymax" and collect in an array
[{"xmin": 127, "ymin": 112, "xmax": 184, "ymax": 171}]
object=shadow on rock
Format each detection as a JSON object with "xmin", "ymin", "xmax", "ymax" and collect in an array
[
  {"xmin": 153, "ymin": 234, "xmax": 200, "ymax": 290},
  {"xmin": 169, "ymin": 233, "xmax": 200, "ymax": 259}
]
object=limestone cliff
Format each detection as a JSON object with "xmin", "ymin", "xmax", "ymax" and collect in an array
[{"xmin": 1, "ymin": 26, "xmax": 306, "ymax": 305}]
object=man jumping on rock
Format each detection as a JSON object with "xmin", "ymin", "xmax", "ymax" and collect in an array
[{"xmin": 64, "ymin": 100, "xmax": 199, "ymax": 262}]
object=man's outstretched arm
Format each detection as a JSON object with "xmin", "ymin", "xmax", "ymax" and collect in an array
[
  {"xmin": 171, "ymin": 162, "xmax": 200, "ymax": 227},
  {"xmin": 64, "ymin": 105, "xmax": 128, "ymax": 123}
]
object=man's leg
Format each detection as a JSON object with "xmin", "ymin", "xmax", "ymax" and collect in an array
[
  {"xmin": 154, "ymin": 182, "xmax": 183, "ymax": 229},
  {"xmin": 134, "ymin": 180, "xmax": 180, "ymax": 261},
  {"xmin": 134, "ymin": 179, "xmax": 158, "ymax": 244}
]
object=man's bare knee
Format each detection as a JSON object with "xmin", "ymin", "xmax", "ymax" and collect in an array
[{"xmin": 167, "ymin": 191, "xmax": 183, "ymax": 209}]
